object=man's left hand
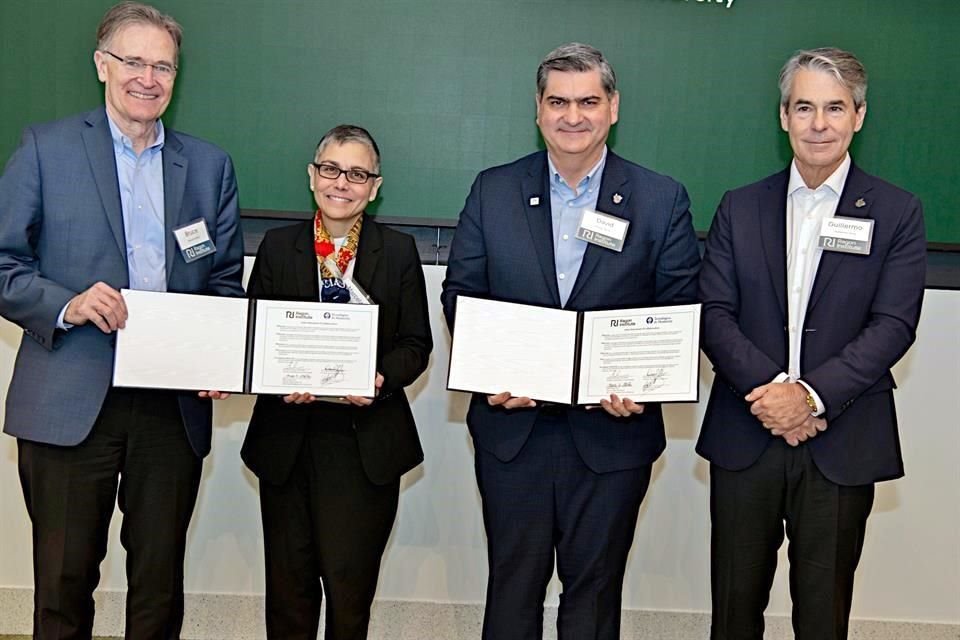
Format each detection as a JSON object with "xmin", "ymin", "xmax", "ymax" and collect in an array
[{"xmin": 594, "ymin": 394, "xmax": 645, "ymax": 418}]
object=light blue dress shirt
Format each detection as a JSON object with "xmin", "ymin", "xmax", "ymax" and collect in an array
[
  {"xmin": 548, "ymin": 147, "xmax": 607, "ymax": 307},
  {"xmin": 109, "ymin": 116, "xmax": 167, "ymax": 292}
]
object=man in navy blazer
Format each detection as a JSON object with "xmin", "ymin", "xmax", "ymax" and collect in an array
[
  {"xmin": 0, "ymin": 3, "xmax": 243, "ymax": 638},
  {"xmin": 697, "ymin": 48, "xmax": 926, "ymax": 639},
  {"xmin": 442, "ymin": 43, "xmax": 700, "ymax": 639}
]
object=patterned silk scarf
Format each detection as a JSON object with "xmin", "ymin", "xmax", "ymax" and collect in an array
[
  {"xmin": 313, "ymin": 212, "xmax": 362, "ymax": 278},
  {"xmin": 314, "ymin": 212, "xmax": 363, "ymax": 303}
]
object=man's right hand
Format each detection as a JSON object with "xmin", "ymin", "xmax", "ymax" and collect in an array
[
  {"xmin": 487, "ymin": 391, "xmax": 536, "ymax": 410},
  {"xmin": 64, "ymin": 282, "xmax": 128, "ymax": 333},
  {"xmin": 780, "ymin": 415, "xmax": 828, "ymax": 447}
]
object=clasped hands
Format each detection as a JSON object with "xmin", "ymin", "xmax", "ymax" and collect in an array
[
  {"xmin": 745, "ymin": 381, "xmax": 827, "ymax": 447},
  {"xmin": 487, "ymin": 392, "xmax": 644, "ymax": 418}
]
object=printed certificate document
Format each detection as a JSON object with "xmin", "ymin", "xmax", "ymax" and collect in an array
[
  {"xmin": 248, "ymin": 300, "xmax": 378, "ymax": 396},
  {"xmin": 113, "ymin": 290, "xmax": 378, "ymax": 396},
  {"xmin": 447, "ymin": 296, "xmax": 700, "ymax": 405}
]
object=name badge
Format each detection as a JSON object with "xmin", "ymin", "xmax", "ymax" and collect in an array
[
  {"xmin": 173, "ymin": 219, "xmax": 216, "ymax": 263},
  {"xmin": 818, "ymin": 216, "xmax": 874, "ymax": 255},
  {"xmin": 576, "ymin": 209, "xmax": 629, "ymax": 252}
]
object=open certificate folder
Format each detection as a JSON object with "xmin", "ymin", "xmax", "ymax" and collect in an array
[
  {"xmin": 447, "ymin": 296, "xmax": 700, "ymax": 405},
  {"xmin": 113, "ymin": 289, "xmax": 378, "ymax": 396}
]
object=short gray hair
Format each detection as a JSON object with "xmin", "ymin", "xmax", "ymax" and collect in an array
[
  {"xmin": 96, "ymin": 1, "xmax": 183, "ymax": 62},
  {"xmin": 314, "ymin": 125, "xmax": 382, "ymax": 174},
  {"xmin": 536, "ymin": 42, "xmax": 617, "ymax": 98},
  {"xmin": 779, "ymin": 47, "xmax": 867, "ymax": 109}
]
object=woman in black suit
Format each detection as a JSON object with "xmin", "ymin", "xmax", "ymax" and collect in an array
[{"xmin": 241, "ymin": 125, "xmax": 432, "ymax": 640}]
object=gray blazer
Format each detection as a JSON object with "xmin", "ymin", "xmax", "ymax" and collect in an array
[{"xmin": 0, "ymin": 107, "xmax": 244, "ymax": 456}]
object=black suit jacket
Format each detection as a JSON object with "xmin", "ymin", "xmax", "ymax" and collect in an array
[
  {"xmin": 241, "ymin": 215, "xmax": 432, "ymax": 486},
  {"xmin": 696, "ymin": 164, "xmax": 926, "ymax": 485}
]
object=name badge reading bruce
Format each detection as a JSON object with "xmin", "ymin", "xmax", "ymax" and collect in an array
[
  {"xmin": 576, "ymin": 209, "xmax": 630, "ymax": 252},
  {"xmin": 818, "ymin": 216, "xmax": 874, "ymax": 255},
  {"xmin": 173, "ymin": 219, "xmax": 216, "ymax": 263}
]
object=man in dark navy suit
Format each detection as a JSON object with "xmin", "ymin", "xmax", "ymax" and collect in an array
[
  {"xmin": 442, "ymin": 42, "xmax": 701, "ymax": 640},
  {"xmin": 697, "ymin": 47, "xmax": 926, "ymax": 640}
]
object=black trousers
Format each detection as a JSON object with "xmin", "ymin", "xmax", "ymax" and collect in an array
[
  {"xmin": 258, "ymin": 415, "xmax": 400, "ymax": 640},
  {"xmin": 709, "ymin": 438, "xmax": 875, "ymax": 640},
  {"xmin": 17, "ymin": 388, "xmax": 202, "ymax": 640},
  {"xmin": 474, "ymin": 411, "xmax": 652, "ymax": 640}
]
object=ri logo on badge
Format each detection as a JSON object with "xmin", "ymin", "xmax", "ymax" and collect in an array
[{"xmin": 173, "ymin": 219, "xmax": 216, "ymax": 263}]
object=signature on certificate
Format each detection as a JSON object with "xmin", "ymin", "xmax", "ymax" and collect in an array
[
  {"xmin": 281, "ymin": 360, "xmax": 312, "ymax": 385},
  {"xmin": 319, "ymin": 364, "xmax": 346, "ymax": 385},
  {"xmin": 604, "ymin": 368, "xmax": 635, "ymax": 393},
  {"xmin": 642, "ymin": 367, "xmax": 668, "ymax": 392}
]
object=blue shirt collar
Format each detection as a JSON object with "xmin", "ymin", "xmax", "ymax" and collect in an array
[
  {"xmin": 547, "ymin": 146, "xmax": 608, "ymax": 194},
  {"xmin": 106, "ymin": 115, "xmax": 165, "ymax": 156}
]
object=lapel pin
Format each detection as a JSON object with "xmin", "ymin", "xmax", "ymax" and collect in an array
[
  {"xmin": 855, "ymin": 198, "xmax": 866, "ymax": 208},
  {"xmin": 529, "ymin": 196, "xmax": 540, "ymax": 207},
  {"xmin": 612, "ymin": 193, "xmax": 623, "ymax": 205}
]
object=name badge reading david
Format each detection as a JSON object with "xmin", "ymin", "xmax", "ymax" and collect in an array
[
  {"xmin": 818, "ymin": 216, "xmax": 874, "ymax": 255},
  {"xmin": 576, "ymin": 210, "xmax": 630, "ymax": 252},
  {"xmin": 173, "ymin": 219, "xmax": 216, "ymax": 263}
]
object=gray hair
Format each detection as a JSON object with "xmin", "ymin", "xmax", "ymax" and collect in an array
[
  {"xmin": 779, "ymin": 47, "xmax": 867, "ymax": 109},
  {"xmin": 314, "ymin": 125, "xmax": 382, "ymax": 174},
  {"xmin": 96, "ymin": 1, "xmax": 183, "ymax": 62},
  {"xmin": 536, "ymin": 42, "xmax": 617, "ymax": 98}
]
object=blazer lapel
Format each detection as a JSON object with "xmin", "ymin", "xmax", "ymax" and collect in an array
[
  {"xmin": 759, "ymin": 171, "xmax": 789, "ymax": 321},
  {"xmin": 522, "ymin": 154, "xmax": 561, "ymax": 307},
  {"xmin": 81, "ymin": 109, "xmax": 126, "ymax": 259},
  {"xmin": 293, "ymin": 220, "xmax": 320, "ymax": 300},
  {"xmin": 806, "ymin": 164, "xmax": 874, "ymax": 314},
  {"xmin": 567, "ymin": 152, "xmax": 630, "ymax": 306},
  {"xmin": 162, "ymin": 131, "xmax": 188, "ymax": 280},
  {"xmin": 353, "ymin": 215, "xmax": 382, "ymax": 301}
]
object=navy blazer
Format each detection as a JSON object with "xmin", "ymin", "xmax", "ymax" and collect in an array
[
  {"xmin": 696, "ymin": 164, "xmax": 926, "ymax": 485},
  {"xmin": 0, "ymin": 107, "xmax": 245, "ymax": 456},
  {"xmin": 441, "ymin": 150, "xmax": 701, "ymax": 473}
]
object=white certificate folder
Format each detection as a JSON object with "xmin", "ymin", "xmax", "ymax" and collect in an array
[
  {"xmin": 113, "ymin": 289, "xmax": 379, "ymax": 396},
  {"xmin": 447, "ymin": 296, "xmax": 700, "ymax": 405}
]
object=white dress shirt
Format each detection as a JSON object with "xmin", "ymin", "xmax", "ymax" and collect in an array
[{"xmin": 776, "ymin": 153, "xmax": 852, "ymax": 415}]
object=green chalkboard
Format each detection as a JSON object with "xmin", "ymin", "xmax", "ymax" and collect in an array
[{"xmin": 1, "ymin": 0, "xmax": 958, "ymax": 243}]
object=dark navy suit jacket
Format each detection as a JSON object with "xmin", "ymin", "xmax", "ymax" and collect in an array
[
  {"xmin": 696, "ymin": 164, "xmax": 926, "ymax": 485},
  {"xmin": 0, "ymin": 107, "xmax": 245, "ymax": 457},
  {"xmin": 441, "ymin": 150, "xmax": 701, "ymax": 473}
]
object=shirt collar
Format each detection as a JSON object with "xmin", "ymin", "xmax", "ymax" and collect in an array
[
  {"xmin": 788, "ymin": 153, "xmax": 851, "ymax": 197},
  {"xmin": 548, "ymin": 146, "xmax": 608, "ymax": 193},
  {"xmin": 106, "ymin": 115, "xmax": 166, "ymax": 155}
]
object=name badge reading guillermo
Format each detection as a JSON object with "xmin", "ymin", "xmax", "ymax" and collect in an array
[
  {"xmin": 576, "ymin": 209, "xmax": 630, "ymax": 252},
  {"xmin": 818, "ymin": 216, "xmax": 874, "ymax": 255},
  {"xmin": 173, "ymin": 219, "xmax": 216, "ymax": 263}
]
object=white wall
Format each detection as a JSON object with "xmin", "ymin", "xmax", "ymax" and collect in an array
[{"xmin": 1, "ymin": 266, "xmax": 957, "ymax": 624}]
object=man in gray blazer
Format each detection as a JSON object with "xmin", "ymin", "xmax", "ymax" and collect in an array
[{"xmin": 0, "ymin": 3, "xmax": 244, "ymax": 638}]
